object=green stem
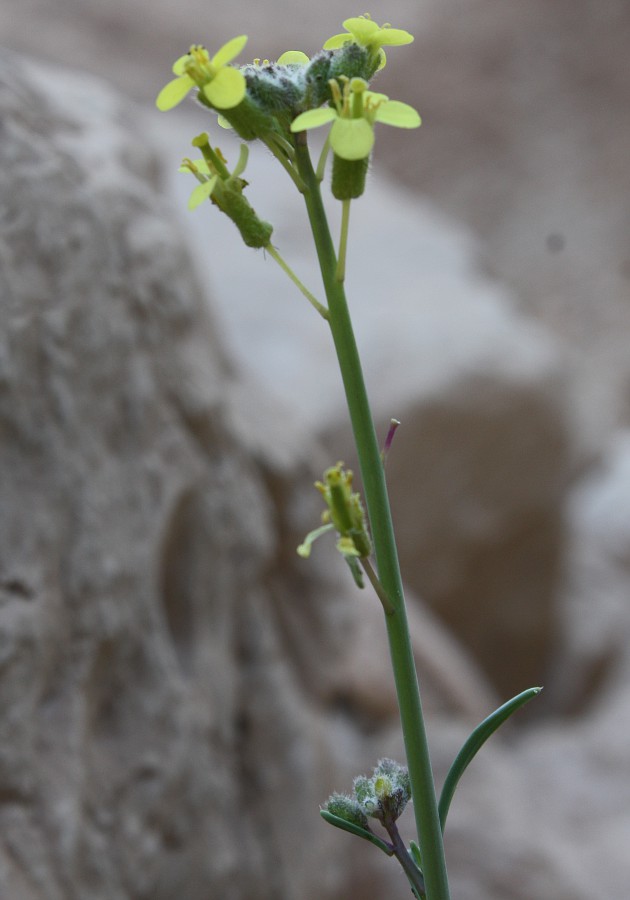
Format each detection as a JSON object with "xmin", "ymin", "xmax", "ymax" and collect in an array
[
  {"xmin": 385, "ymin": 818, "xmax": 426, "ymax": 898},
  {"xmin": 316, "ymin": 135, "xmax": 331, "ymax": 183},
  {"xmin": 336, "ymin": 199, "xmax": 351, "ymax": 283},
  {"xmin": 199, "ymin": 141, "xmax": 231, "ymax": 179},
  {"xmin": 293, "ymin": 133, "xmax": 450, "ymax": 900},
  {"xmin": 265, "ymin": 243, "xmax": 329, "ymax": 319},
  {"xmin": 262, "ymin": 135, "xmax": 305, "ymax": 192},
  {"xmin": 360, "ymin": 557, "xmax": 394, "ymax": 615}
]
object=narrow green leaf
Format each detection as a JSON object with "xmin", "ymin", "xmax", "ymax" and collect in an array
[
  {"xmin": 345, "ymin": 554, "xmax": 365, "ymax": 588},
  {"xmin": 409, "ymin": 839, "xmax": 422, "ymax": 870},
  {"xmin": 438, "ymin": 686, "xmax": 542, "ymax": 831},
  {"xmin": 320, "ymin": 810, "xmax": 393, "ymax": 856},
  {"xmin": 408, "ymin": 841, "xmax": 424, "ymax": 898}
]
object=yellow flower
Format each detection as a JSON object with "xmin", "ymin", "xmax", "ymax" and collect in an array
[
  {"xmin": 156, "ymin": 36, "xmax": 248, "ymax": 111},
  {"xmin": 291, "ymin": 78, "xmax": 420, "ymax": 161},
  {"xmin": 323, "ymin": 14, "xmax": 413, "ymax": 70}
]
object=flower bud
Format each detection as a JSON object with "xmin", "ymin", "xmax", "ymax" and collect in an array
[{"xmin": 324, "ymin": 792, "xmax": 369, "ymax": 830}]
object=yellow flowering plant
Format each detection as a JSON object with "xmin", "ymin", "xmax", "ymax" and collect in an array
[
  {"xmin": 323, "ymin": 13, "xmax": 414, "ymax": 70},
  {"xmin": 155, "ymin": 14, "xmax": 541, "ymax": 900}
]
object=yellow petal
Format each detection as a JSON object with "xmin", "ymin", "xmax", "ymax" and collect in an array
[
  {"xmin": 375, "ymin": 27, "xmax": 414, "ymax": 47},
  {"xmin": 365, "ymin": 91, "xmax": 389, "ymax": 104},
  {"xmin": 290, "ymin": 108, "xmax": 337, "ymax": 132},
  {"xmin": 374, "ymin": 100, "xmax": 421, "ymax": 128},
  {"xmin": 188, "ymin": 176, "xmax": 218, "ymax": 210},
  {"xmin": 156, "ymin": 75, "xmax": 194, "ymax": 111},
  {"xmin": 172, "ymin": 53, "xmax": 191, "ymax": 76},
  {"xmin": 342, "ymin": 17, "xmax": 380, "ymax": 41},
  {"xmin": 212, "ymin": 35, "xmax": 248, "ymax": 68},
  {"xmin": 203, "ymin": 67, "xmax": 246, "ymax": 109},
  {"xmin": 277, "ymin": 50, "xmax": 310, "ymax": 65},
  {"xmin": 322, "ymin": 33, "xmax": 351, "ymax": 50},
  {"xmin": 330, "ymin": 118, "xmax": 374, "ymax": 160}
]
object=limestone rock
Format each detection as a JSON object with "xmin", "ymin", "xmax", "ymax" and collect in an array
[
  {"xmin": 548, "ymin": 431, "xmax": 630, "ymax": 712},
  {"xmin": 0, "ymin": 48, "xmax": 268, "ymax": 900}
]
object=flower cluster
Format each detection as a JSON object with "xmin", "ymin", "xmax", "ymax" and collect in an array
[
  {"xmin": 324, "ymin": 759, "xmax": 411, "ymax": 827},
  {"xmin": 156, "ymin": 13, "xmax": 419, "ymax": 194},
  {"xmin": 297, "ymin": 462, "xmax": 372, "ymax": 574}
]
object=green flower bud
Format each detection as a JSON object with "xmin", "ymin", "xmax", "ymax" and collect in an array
[
  {"xmin": 328, "ymin": 42, "xmax": 375, "ymax": 84},
  {"xmin": 241, "ymin": 61, "xmax": 304, "ymax": 127},
  {"xmin": 324, "ymin": 792, "xmax": 369, "ymax": 830},
  {"xmin": 303, "ymin": 50, "xmax": 335, "ymax": 108},
  {"xmin": 351, "ymin": 760, "xmax": 411, "ymax": 822}
]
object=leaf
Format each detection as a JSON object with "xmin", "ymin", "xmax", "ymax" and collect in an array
[
  {"xmin": 409, "ymin": 839, "xmax": 422, "ymax": 870},
  {"xmin": 438, "ymin": 686, "xmax": 542, "ymax": 831},
  {"xmin": 408, "ymin": 841, "xmax": 424, "ymax": 898},
  {"xmin": 320, "ymin": 810, "xmax": 392, "ymax": 856},
  {"xmin": 344, "ymin": 555, "xmax": 364, "ymax": 588}
]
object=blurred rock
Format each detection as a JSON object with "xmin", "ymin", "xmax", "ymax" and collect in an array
[
  {"xmin": 368, "ymin": 296, "xmax": 572, "ymax": 699},
  {"xmin": 0, "ymin": 47, "xmax": 267, "ymax": 900},
  {"xmin": 547, "ymin": 430, "xmax": 630, "ymax": 713},
  {"xmin": 386, "ymin": 0, "xmax": 630, "ymax": 434}
]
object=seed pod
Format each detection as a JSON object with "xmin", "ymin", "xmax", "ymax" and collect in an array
[{"xmin": 331, "ymin": 154, "xmax": 369, "ymax": 200}]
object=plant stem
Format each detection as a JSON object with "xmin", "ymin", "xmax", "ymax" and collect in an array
[
  {"xmin": 316, "ymin": 135, "xmax": 331, "ymax": 183},
  {"xmin": 262, "ymin": 135, "xmax": 305, "ymax": 192},
  {"xmin": 360, "ymin": 557, "xmax": 395, "ymax": 615},
  {"xmin": 293, "ymin": 133, "xmax": 451, "ymax": 900},
  {"xmin": 265, "ymin": 243, "xmax": 329, "ymax": 319},
  {"xmin": 385, "ymin": 819, "xmax": 426, "ymax": 898},
  {"xmin": 336, "ymin": 199, "xmax": 351, "ymax": 283}
]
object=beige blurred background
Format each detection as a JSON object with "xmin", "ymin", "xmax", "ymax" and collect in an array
[
  {"xmin": 3, "ymin": 0, "xmax": 630, "ymax": 429},
  {"xmin": 2, "ymin": 2, "xmax": 630, "ymax": 897}
]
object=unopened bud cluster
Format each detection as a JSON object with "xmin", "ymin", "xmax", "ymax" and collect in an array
[{"xmin": 324, "ymin": 758, "xmax": 411, "ymax": 826}]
